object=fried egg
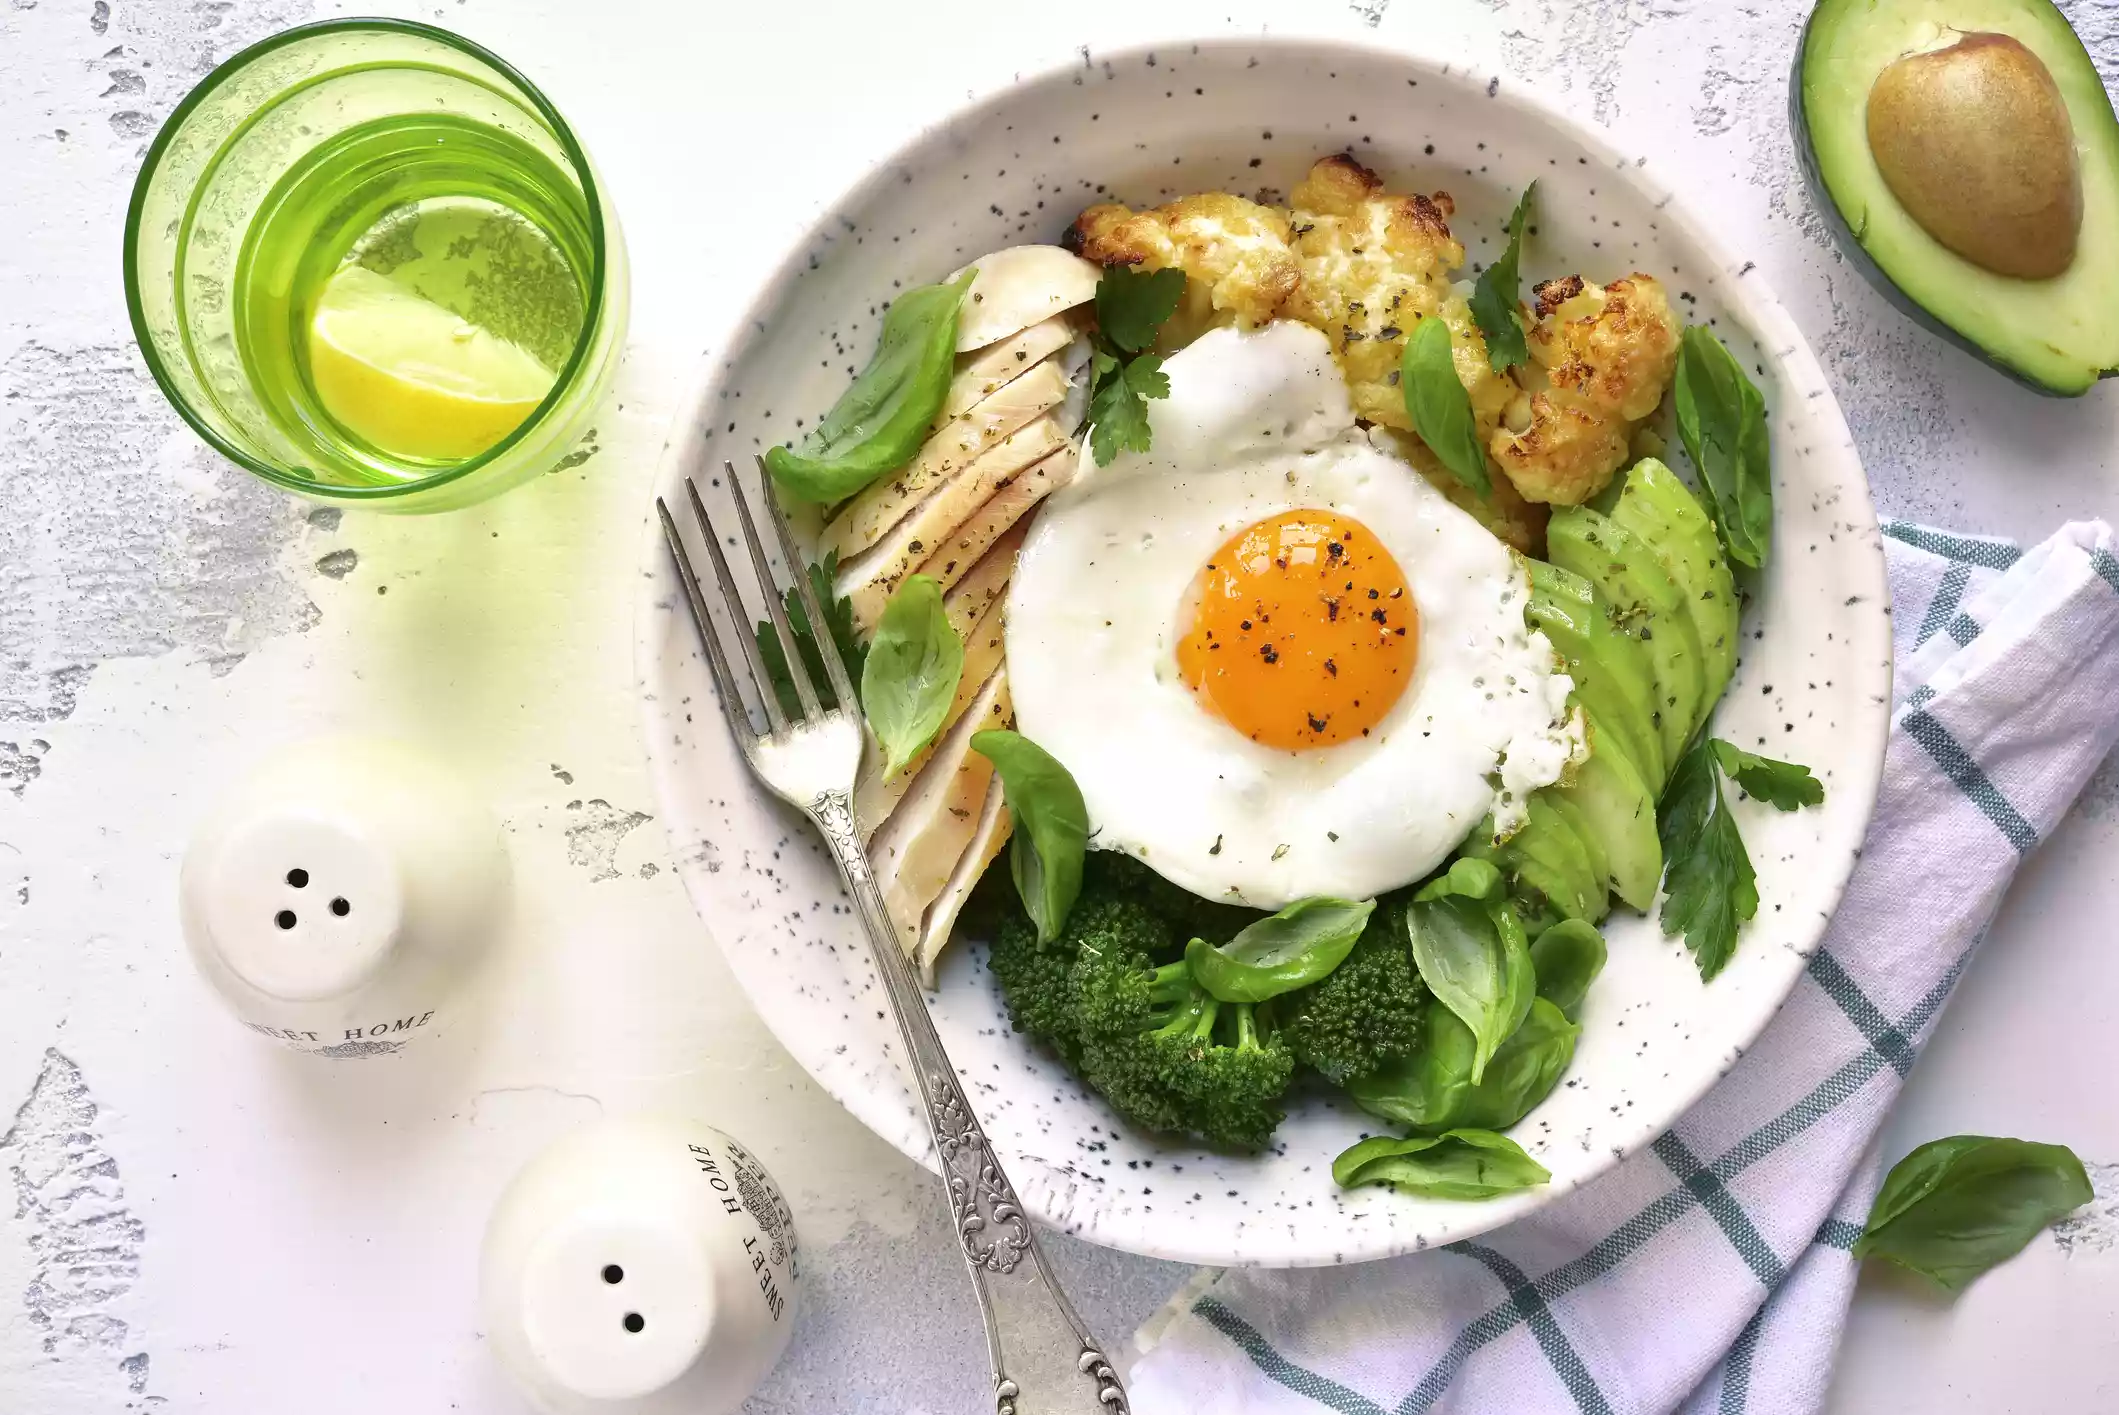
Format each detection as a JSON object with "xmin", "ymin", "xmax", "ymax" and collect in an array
[{"xmin": 1006, "ymin": 321, "xmax": 1579, "ymax": 909}]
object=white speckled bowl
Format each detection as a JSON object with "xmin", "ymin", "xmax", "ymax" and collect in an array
[{"xmin": 636, "ymin": 37, "xmax": 1890, "ymax": 1267}]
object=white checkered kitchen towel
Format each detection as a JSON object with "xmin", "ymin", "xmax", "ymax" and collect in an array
[{"xmin": 1124, "ymin": 520, "xmax": 2119, "ymax": 1415}]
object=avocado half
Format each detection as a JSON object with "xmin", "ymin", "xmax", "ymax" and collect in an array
[{"xmin": 1794, "ymin": 0, "xmax": 2119, "ymax": 395}]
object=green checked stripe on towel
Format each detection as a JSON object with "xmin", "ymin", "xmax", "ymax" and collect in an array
[{"xmin": 1125, "ymin": 522, "xmax": 2119, "ymax": 1415}]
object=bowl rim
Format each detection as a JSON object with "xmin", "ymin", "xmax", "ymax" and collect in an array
[
  {"xmin": 120, "ymin": 16, "xmax": 613, "ymax": 503},
  {"xmin": 634, "ymin": 31, "xmax": 1891, "ymax": 1265}
]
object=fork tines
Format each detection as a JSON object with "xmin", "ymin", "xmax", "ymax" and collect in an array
[{"xmin": 657, "ymin": 458, "xmax": 857, "ymax": 752}]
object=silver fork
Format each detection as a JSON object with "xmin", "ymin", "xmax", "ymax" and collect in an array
[{"xmin": 657, "ymin": 458, "xmax": 1129, "ymax": 1415}]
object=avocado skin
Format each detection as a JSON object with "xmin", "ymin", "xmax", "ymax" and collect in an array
[{"xmin": 1789, "ymin": 10, "xmax": 2113, "ymax": 398}]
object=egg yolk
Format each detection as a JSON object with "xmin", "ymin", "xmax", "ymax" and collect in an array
[{"xmin": 1176, "ymin": 509, "xmax": 1418, "ymax": 750}]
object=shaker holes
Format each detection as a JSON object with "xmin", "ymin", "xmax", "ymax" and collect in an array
[
  {"xmin": 275, "ymin": 910, "xmax": 297, "ymax": 930},
  {"xmin": 330, "ymin": 897, "xmax": 351, "ymax": 917},
  {"xmin": 602, "ymin": 1265, "xmax": 624, "ymax": 1284},
  {"xmin": 286, "ymin": 868, "xmax": 309, "ymax": 887},
  {"xmin": 622, "ymin": 1313, "xmax": 645, "ymax": 1334}
]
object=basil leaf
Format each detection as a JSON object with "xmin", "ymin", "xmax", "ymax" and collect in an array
[
  {"xmin": 1350, "ymin": 995, "xmax": 1577, "ymax": 1135},
  {"xmin": 1673, "ymin": 325, "xmax": 1772, "ymax": 570},
  {"xmin": 1346, "ymin": 999, "xmax": 1474, "ymax": 1131},
  {"xmin": 1451, "ymin": 996, "xmax": 1578, "ymax": 1131},
  {"xmin": 1711, "ymin": 740, "xmax": 1825, "ymax": 811},
  {"xmin": 1414, "ymin": 856, "xmax": 1503, "ymax": 904},
  {"xmin": 860, "ymin": 575, "xmax": 963, "ymax": 777},
  {"xmin": 1657, "ymin": 735, "xmax": 1759, "ymax": 980},
  {"xmin": 1095, "ymin": 266, "xmax": 1186, "ymax": 354},
  {"xmin": 1401, "ymin": 317, "xmax": 1491, "ymax": 495},
  {"xmin": 765, "ymin": 271, "xmax": 974, "ymax": 504},
  {"xmin": 1332, "ymin": 1128, "xmax": 1550, "ymax": 1201},
  {"xmin": 971, "ymin": 730, "xmax": 1088, "ymax": 944},
  {"xmin": 1855, "ymin": 1136, "xmax": 2093, "ymax": 1291},
  {"xmin": 1187, "ymin": 896, "xmax": 1375, "ymax": 1004},
  {"xmin": 1529, "ymin": 919, "xmax": 1607, "ymax": 1022},
  {"xmin": 1470, "ymin": 183, "xmax": 1535, "ymax": 373},
  {"xmin": 1401, "ymin": 883, "xmax": 1534, "ymax": 1084}
]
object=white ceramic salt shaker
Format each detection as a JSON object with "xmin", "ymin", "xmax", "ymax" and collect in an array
[
  {"xmin": 178, "ymin": 735, "xmax": 508, "ymax": 1057},
  {"xmin": 480, "ymin": 1114, "xmax": 801, "ymax": 1415}
]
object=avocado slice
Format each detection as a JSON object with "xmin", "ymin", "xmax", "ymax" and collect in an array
[
  {"xmin": 1547, "ymin": 508, "xmax": 1705, "ymax": 772},
  {"xmin": 1554, "ymin": 712, "xmax": 1663, "ymax": 911},
  {"xmin": 1795, "ymin": 0, "xmax": 2119, "ymax": 394},
  {"xmin": 1610, "ymin": 459, "xmax": 1740, "ymax": 715},
  {"xmin": 1469, "ymin": 794, "xmax": 1607, "ymax": 925},
  {"xmin": 1544, "ymin": 792, "xmax": 1611, "ymax": 910},
  {"xmin": 1523, "ymin": 558, "xmax": 1665, "ymax": 786}
]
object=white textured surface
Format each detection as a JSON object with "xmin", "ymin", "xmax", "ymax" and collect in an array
[{"xmin": 0, "ymin": 0, "xmax": 2115, "ymax": 1411}]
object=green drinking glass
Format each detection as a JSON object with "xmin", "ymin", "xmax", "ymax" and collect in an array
[{"xmin": 124, "ymin": 19, "xmax": 628, "ymax": 514}]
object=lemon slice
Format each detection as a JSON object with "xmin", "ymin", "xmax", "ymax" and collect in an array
[{"xmin": 308, "ymin": 265, "xmax": 556, "ymax": 463}]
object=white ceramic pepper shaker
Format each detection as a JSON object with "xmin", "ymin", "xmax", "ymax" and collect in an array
[
  {"xmin": 479, "ymin": 1114, "xmax": 801, "ymax": 1415},
  {"xmin": 178, "ymin": 735, "xmax": 508, "ymax": 1057}
]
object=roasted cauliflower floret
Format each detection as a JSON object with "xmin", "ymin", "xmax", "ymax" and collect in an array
[
  {"xmin": 1490, "ymin": 273, "xmax": 1680, "ymax": 506},
  {"xmin": 1062, "ymin": 159, "xmax": 1667, "ymax": 521},
  {"xmin": 1282, "ymin": 155, "xmax": 1521, "ymax": 442},
  {"xmin": 1064, "ymin": 192, "xmax": 1300, "ymax": 343}
]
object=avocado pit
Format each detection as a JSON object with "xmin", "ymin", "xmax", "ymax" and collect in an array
[{"xmin": 1866, "ymin": 31, "xmax": 2081, "ymax": 279}]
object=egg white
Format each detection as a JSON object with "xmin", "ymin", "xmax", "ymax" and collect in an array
[{"xmin": 1006, "ymin": 322, "xmax": 1579, "ymax": 909}]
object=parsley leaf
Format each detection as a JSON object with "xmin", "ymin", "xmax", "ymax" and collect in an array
[
  {"xmin": 1095, "ymin": 266, "xmax": 1186, "ymax": 354},
  {"xmin": 1085, "ymin": 266, "xmax": 1182, "ymax": 467},
  {"xmin": 1657, "ymin": 734, "xmax": 1825, "ymax": 979},
  {"xmin": 1088, "ymin": 354, "xmax": 1164, "ymax": 465},
  {"xmin": 1401, "ymin": 317, "xmax": 1491, "ymax": 495},
  {"xmin": 1656, "ymin": 737, "xmax": 1756, "ymax": 980},
  {"xmin": 1122, "ymin": 352, "xmax": 1170, "ymax": 401},
  {"xmin": 756, "ymin": 549, "xmax": 866, "ymax": 717},
  {"xmin": 1470, "ymin": 183, "xmax": 1535, "ymax": 373},
  {"xmin": 1711, "ymin": 740, "xmax": 1825, "ymax": 811}
]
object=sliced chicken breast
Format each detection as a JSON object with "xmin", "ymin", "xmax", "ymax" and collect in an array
[
  {"xmin": 915, "ymin": 777, "xmax": 1013, "ymax": 985},
  {"xmin": 941, "ymin": 316, "xmax": 1076, "ymax": 424},
  {"xmin": 941, "ymin": 519, "xmax": 1027, "ymax": 642},
  {"xmin": 837, "ymin": 416, "xmax": 1067, "ymax": 632},
  {"xmin": 825, "ymin": 359, "xmax": 1067, "ymax": 562},
  {"xmin": 871, "ymin": 669, "xmax": 1013, "ymax": 950},
  {"xmin": 950, "ymin": 245, "xmax": 1102, "ymax": 351},
  {"xmin": 855, "ymin": 591, "xmax": 1009, "ymax": 840},
  {"xmin": 912, "ymin": 443, "xmax": 1078, "ymax": 594}
]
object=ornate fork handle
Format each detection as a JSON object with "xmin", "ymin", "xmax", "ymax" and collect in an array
[{"xmin": 810, "ymin": 792, "xmax": 1129, "ymax": 1415}]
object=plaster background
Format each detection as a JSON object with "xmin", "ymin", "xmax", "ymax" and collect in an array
[{"xmin": 2, "ymin": 1, "xmax": 2115, "ymax": 1410}]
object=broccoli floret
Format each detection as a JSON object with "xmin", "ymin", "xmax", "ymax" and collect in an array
[
  {"xmin": 1086, "ymin": 850, "xmax": 1261, "ymax": 949},
  {"xmin": 1072, "ymin": 948, "xmax": 1294, "ymax": 1152},
  {"xmin": 981, "ymin": 849, "xmax": 1290, "ymax": 1148},
  {"xmin": 987, "ymin": 885, "xmax": 1174, "ymax": 1065},
  {"xmin": 987, "ymin": 909, "xmax": 1085, "ymax": 1064},
  {"xmin": 1281, "ymin": 908, "xmax": 1429, "ymax": 1085}
]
